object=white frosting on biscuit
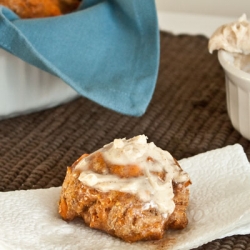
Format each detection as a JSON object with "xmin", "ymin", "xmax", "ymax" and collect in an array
[{"xmin": 76, "ymin": 135, "xmax": 190, "ymax": 216}]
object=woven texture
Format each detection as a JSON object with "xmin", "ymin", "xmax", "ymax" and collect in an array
[{"xmin": 1, "ymin": 32, "xmax": 250, "ymax": 249}]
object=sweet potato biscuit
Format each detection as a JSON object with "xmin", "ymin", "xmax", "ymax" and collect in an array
[
  {"xmin": 0, "ymin": 0, "xmax": 80, "ymax": 18},
  {"xmin": 59, "ymin": 135, "xmax": 191, "ymax": 242}
]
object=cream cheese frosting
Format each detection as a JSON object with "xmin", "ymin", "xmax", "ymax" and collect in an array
[
  {"xmin": 75, "ymin": 135, "xmax": 190, "ymax": 216},
  {"xmin": 209, "ymin": 14, "xmax": 250, "ymax": 55}
]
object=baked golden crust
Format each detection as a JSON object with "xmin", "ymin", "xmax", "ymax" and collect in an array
[
  {"xmin": 59, "ymin": 153, "xmax": 191, "ymax": 242},
  {"xmin": 0, "ymin": 0, "xmax": 80, "ymax": 18}
]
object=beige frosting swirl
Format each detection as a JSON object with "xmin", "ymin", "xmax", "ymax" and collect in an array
[
  {"xmin": 209, "ymin": 14, "xmax": 250, "ymax": 55},
  {"xmin": 75, "ymin": 135, "xmax": 190, "ymax": 216}
]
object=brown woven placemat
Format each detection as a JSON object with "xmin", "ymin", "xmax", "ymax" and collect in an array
[{"xmin": 1, "ymin": 32, "xmax": 250, "ymax": 249}]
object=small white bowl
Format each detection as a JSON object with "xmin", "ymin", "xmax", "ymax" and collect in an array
[{"xmin": 218, "ymin": 50, "xmax": 250, "ymax": 140}]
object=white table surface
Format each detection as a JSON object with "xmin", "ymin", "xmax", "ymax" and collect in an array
[{"xmin": 158, "ymin": 11, "xmax": 236, "ymax": 37}]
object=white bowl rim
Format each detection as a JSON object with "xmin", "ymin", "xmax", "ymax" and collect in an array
[{"xmin": 218, "ymin": 50, "xmax": 250, "ymax": 81}]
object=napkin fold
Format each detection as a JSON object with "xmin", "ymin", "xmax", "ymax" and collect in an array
[
  {"xmin": 0, "ymin": 0, "xmax": 159, "ymax": 116},
  {"xmin": 1, "ymin": 144, "xmax": 250, "ymax": 250}
]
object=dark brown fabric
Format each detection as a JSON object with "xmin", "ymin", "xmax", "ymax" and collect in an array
[{"xmin": 1, "ymin": 32, "xmax": 250, "ymax": 249}]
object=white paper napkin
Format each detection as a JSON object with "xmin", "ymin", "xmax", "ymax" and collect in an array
[{"xmin": 1, "ymin": 144, "xmax": 250, "ymax": 250}]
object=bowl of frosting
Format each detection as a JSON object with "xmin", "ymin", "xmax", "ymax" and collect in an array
[{"xmin": 209, "ymin": 14, "xmax": 250, "ymax": 140}]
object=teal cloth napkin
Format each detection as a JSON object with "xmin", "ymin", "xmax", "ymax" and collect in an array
[{"xmin": 0, "ymin": 0, "xmax": 159, "ymax": 116}]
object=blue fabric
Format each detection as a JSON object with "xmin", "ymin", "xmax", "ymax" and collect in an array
[{"xmin": 0, "ymin": 0, "xmax": 159, "ymax": 116}]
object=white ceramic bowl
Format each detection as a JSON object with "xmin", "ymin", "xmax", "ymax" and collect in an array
[
  {"xmin": 0, "ymin": 49, "xmax": 79, "ymax": 119},
  {"xmin": 218, "ymin": 50, "xmax": 250, "ymax": 140}
]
